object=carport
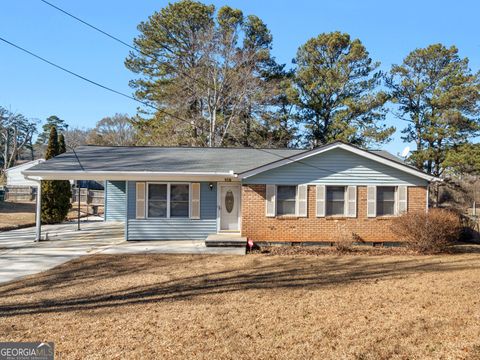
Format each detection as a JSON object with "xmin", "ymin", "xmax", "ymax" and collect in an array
[
  {"xmin": 22, "ymin": 172, "xmax": 117, "ymax": 242},
  {"xmin": 21, "ymin": 152, "xmax": 119, "ymax": 241}
]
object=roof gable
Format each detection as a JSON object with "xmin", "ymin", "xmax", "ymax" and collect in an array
[{"xmin": 239, "ymin": 142, "xmax": 436, "ymax": 182}]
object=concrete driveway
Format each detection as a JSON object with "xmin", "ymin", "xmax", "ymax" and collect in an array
[
  {"xmin": 0, "ymin": 218, "xmax": 124, "ymax": 284},
  {"xmin": 0, "ymin": 218, "xmax": 245, "ymax": 284}
]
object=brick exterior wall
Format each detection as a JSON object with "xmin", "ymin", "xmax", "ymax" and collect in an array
[{"xmin": 241, "ymin": 184, "xmax": 427, "ymax": 242}]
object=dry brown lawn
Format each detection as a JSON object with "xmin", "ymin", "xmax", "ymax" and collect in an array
[
  {"xmin": 0, "ymin": 201, "xmax": 100, "ymax": 230},
  {"xmin": 1, "ymin": 251, "xmax": 480, "ymax": 359},
  {"xmin": 0, "ymin": 202, "xmax": 37, "ymax": 229}
]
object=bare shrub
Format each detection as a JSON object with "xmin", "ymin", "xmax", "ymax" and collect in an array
[
  {"xmin": 391, "ymin": 209, "xmax": 461, "ymax": 253},
  {"xmin": 334, "ymin": 224, "xmax": 354, "ymax": 252}
]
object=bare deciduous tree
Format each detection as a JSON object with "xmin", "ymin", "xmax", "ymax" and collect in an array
[
  {"xmin": 88, "ymin": 114, "xmax": 137, "ymax": 146},
  {"xmin": 0, "ymin": 106, "xmax": 37, "ymax": 171}
]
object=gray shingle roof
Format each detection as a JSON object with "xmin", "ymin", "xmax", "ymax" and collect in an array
[
  {"xmin": 369, "ymin": 150, "xmax": 405, "ymax": 165},
  {"xmin": 28, "ymin": 145, "xmax": 307, "ymax": 174},
  {"xmin": 26, "ymin": 144, "xmax": 405, "ymax": 175}
]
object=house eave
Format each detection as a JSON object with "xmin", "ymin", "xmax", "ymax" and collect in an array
[{"xmin": 21, "ymin": 170, "xmax": 237, "ymax": 182}]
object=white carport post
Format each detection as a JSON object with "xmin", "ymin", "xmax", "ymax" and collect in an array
[{"xmin": 35, "ymin": 180, "xmax": 42, "ymax": 241}]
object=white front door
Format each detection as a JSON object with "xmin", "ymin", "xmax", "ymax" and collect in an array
[{"xmin": 219, "ymin": 185, "xmax": 241, "ymax": 231}]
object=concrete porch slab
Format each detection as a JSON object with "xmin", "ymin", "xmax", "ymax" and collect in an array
[{"xmin": 205, "ymin": 233, "xmax": 247, "ymax": 247}]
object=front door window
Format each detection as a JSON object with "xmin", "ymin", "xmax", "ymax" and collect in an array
[
  {"xmin": 225, "ymin": 190, "xmax": 234, "ymax": 213},
  {"xmin": 220, "ymin": 185, "xmax": 240, "ymax": 231}
]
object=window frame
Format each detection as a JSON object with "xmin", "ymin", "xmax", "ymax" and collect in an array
[
  {"xmin": 325, "ymin": 185, "xmax": 347, "ymax": 217},
  {"xmin": 170, "ymin": 183, "xmax": 191, "ymax": 218},
  {"xmin": 146, "ymin": 182, "xmax": 191, "ymax": 219},
  {"xmin": 376, "ymin": 186, "xmax": 397, "ymax": 217},
  {"xmin": 275, "ymin": 185, "xmax": 298, "ymax": 216}
]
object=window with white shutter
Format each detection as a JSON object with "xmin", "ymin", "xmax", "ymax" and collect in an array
[
  {"xmin": 316, "ymin": 185, "xmax": 326, "ymax": 217},
  {"xmin": 376, "ymin": 186, "xmax": 396, "ymax": 216},
  {"xmin": 367, "ymin": 185, "xmax": 376, "ymax": 218},
  {"xmin": 136, "ymin": 182, "xmax": 146, "ymax": 219},
  {"xmin": 265, "ymin": 185, "xmax": 276, "ymax": 217},
  {"xmin": 346, "ymin": 186, "xmax": 357, "ymax": 218},
  {"xmin": 276, "ymin": 185, "xmax": 296, "ymax": 215},
  {"xmin": 297, "ymin": 185, "xmax": 308, "ymax": 217},
  {"xmin": 397, "ymin": 185, "xmax": 408, "ymax": 214},
  {"xmin": 326, "ymin": 186, "xmax": 346, "ymax": 216},
  {"xmin": 190, "ymin": 183, "xmax": 201, "ymax": 219}
]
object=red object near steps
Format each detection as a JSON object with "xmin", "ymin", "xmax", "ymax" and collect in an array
[{"xmin": 247, "ymin": 238, "xmax": 254, "ymax": 252}]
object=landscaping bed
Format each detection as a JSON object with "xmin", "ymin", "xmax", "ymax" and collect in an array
[{"xmin": 253, "ymin": 243, "xmax": 480, "ymax": 256}]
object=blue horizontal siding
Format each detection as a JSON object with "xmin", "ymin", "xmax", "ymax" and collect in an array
[
  {"xmin": 200, "ymin": 182, "xmax": 217, "ymax": 219},
  {"xmin": 127, "ymin": 181, "xmax": 136, "ymax": 220},
  {"xmin": 243, "ymin": 148, "xmax": 428, "ymax": 186},
  {"xmin": 126, "ymin": 181, "xmax": 217, "ymax": 240},
  {"xmin": 127, "ymin": 219, "xmax": 217, "ymax": 240},
  {"xmin": 105, "ymin": 181, "xmax": 126, "ymax": 222}
]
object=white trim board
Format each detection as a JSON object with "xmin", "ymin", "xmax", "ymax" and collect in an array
[
  {"xmin": 22, "ymin": 170, "xmax": 237, "ymax": 182},
  {"xmin": 4, "ymin": 159, "xmax": 45, "ymax": 172},
  {"xmin": 237, "ymin": 142, "xmax": 439, "ymax": 182}
]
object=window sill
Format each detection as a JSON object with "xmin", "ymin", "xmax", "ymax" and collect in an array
[
  {"xmin": 325, "ymin": 216, "xmax": 348, "ymax": 220},
  {"xmin": 374, "ymin": 215, "xmax": 398, "ymax": 220},
  {"xmin": 275, "ymin": 215, "xmax": 299, "ymax": 220},
  {"xmin": 144, "ymin": 217, "xmax": 191, "ymax": 220}
]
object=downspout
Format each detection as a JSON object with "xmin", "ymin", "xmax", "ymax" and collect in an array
[
  {"xmin": 426, "ymin": 185, "xmax": 429, "ymax": 213},
  {"xmin": 125, "ymin": 181, "xmax": 129, "ymax": 241}
]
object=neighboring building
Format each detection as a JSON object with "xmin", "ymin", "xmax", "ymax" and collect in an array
[
  {"xmin": 23, "ymin": 142, "xmax": 438, "ymax": 243},
  {"xmin": 5, "ymin": 159, "xmax": 45, "ymax": 187}
]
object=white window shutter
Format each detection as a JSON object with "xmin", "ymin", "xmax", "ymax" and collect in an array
[
  {"xmin": 367, "ymin": 185, "xmax": 376, "ymax": 218},
  {"xmin": 136, "ymin": 182, "xmax": 146, "ymax": 219},
  {"xmin": 346, "ymin": 186, "xmax": 357, "ymax": 218},
  {"xmin": 297, "ymin": 185, "xmax": 308, "ymax": 217},
  {"xmin": 397, "ymin": 185, "xmax": 408, "ymax": 214},
  {"xmin": 265, "ymin": 185, "xmax": 276, "ymax": 217},
  {"xmin": 316, "ymin": 185, "xmax": 326, "ymax": 217},
  {"xmin": 190, "ymin": 183, "xmax": 201, "ymax": 219}
]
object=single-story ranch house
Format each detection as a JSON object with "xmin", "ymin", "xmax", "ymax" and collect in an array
[{"xmin": 23, "ymin": 141, "xmax": 438, "ymax": 243}]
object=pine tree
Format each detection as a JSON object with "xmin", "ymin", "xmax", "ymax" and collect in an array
[
  {"xmin": 58, "ymin": 133, "xmax": 66, "ymax": 154},
  {"xmin": 386, "ymin": 44, "xmax": 480, "ymax": 176},
  {"xmin": 41, "ymin": 126, "xmax": 71, "ymax": 224},
  {"xmin": 36, "ymin": 115, "xmax": 68, "ymax": 145},
  {"xmin": 45, "ymin": 126, "xmax": 59, "ymax": 160},
  {"xmin": 290, "ymin": 32, "xmax": 394, "ymax": 147}
]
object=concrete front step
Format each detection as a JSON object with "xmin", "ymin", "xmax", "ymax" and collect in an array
[{"xmin": 205, "ymin": 233, "xmax": 247, "ymax": 248}]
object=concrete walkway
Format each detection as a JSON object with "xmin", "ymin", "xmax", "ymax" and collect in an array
[
  {"xmin": 0, "ymin": 219, "xmax": 245, "ymax": 284},
  {"xmin": 101, "ymin": 240, "xmax": 246, "ymax": 255}
]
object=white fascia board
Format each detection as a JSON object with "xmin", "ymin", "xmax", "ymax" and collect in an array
[
  {"xmin": 238, "ymin": 142, "xmax": 439, "ymax": 182},
  {"xmin": 4, "ymin": 159, "xmax": 45, "ymax": 173},
  {"xmin": 21, "ymin": 170, "xmax": 237, "ymax": 182}
]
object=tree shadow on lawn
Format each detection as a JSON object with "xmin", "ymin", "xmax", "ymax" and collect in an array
[
  {"xmin": 0, "ymin": 202, "xmax": 35, "ymax": 214},
  {"xmin": 0, "ymin": 253, "xmax": 478, "ymax": 317},
  {"xmin": 0, "ymin": 254, "xmax": 197, "ymax": 298}
]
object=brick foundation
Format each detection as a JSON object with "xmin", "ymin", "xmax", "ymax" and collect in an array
[{"xmin": 241, "ymin": 184, "xmax": 427, "ymax": 242}]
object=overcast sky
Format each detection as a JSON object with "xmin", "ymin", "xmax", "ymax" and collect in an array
[{"xmin": 1, "ymin": 0, "xmax": 479, "ymax": 154}]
